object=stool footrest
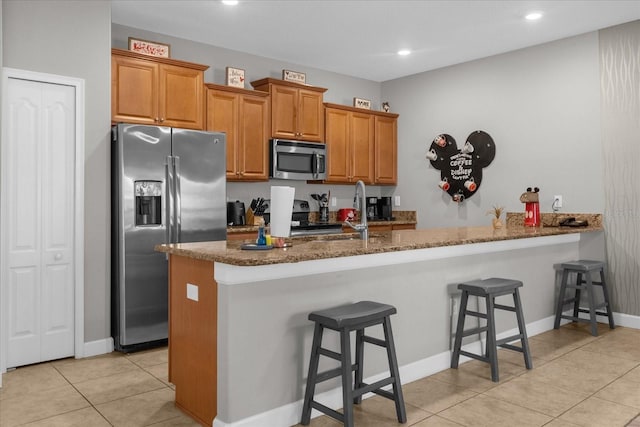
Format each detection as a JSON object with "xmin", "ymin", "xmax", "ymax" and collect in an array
[
  {"xmin": 310, "ymin": 400, "xmax": 343, "ymax": 423},
  {"xmin": 318, "ymin": 347, "xmax": 341, "ymax": 361},
  {"xmin": 499, "ymin": 343, "xmax": 524, "ymax": 353},
  {"xmin": 354, "ymin": 377, "xmax": 394, "ymax": 398},
  {"xmin": 460, "ymin": 326, "xmax": 489, "ymax": 337},
  {"xmin": 496, "ymin": 334, "xmax": 523, "ymax": 347},
  {"xmin": 561, "ymin": 297, "xmax": 579, "ymax": 305},
  {"xmin": 464, "ymin": 310, "xmax": 487, "ymax": 319},
  {"xmin": 565, "ymin": 284, "xmax": 587, "ymax": 290},
  {"xmin": 362, "ymin": 335, "xmax": 387, "ymax": 348},
  {"xmin": 494, "ymin": 303, "xmax": 516, "ymax": 313},
  {"xmin": 316, "ymin": 363, "xmax": 358, "ymax": 383},
  {"xmin": 459, "ymin": 349, "xmax": 489, "ymax": 363}
]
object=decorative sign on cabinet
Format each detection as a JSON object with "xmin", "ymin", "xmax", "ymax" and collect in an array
[
  {"xmin": 251, "ymin": 78, "xmax": 327, "ymax": 143},
  {"xmin": 111, "ymin": 48, "xmax": 208, "ymax": 130}
]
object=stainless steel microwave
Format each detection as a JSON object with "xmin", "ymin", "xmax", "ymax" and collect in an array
[{"xmin": 270, "ymin": 139, "xmax": 327, "ymax": 180}]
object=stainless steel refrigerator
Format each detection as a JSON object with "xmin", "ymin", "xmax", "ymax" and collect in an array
[{"xmin": 111, "ymin": 123, "xmax": 226, "ymax": 352}]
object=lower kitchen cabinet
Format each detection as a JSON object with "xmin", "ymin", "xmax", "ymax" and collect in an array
[{"xmin": 206, "ymin": 83, "xmax": 269, "ymax": 181}]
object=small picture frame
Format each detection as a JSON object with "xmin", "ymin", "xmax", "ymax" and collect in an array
[
  {"xmin": 283, "ymin": 69, "xmax": 306, "ymax": 84},
  {"xmin": 128, "ymin": 37, "xmax": 170, "ymax": 58},
  {"xmin": 353, "ymin": 97, "xmax": 371, "ymax": 110},
  {"xmin": 382, "ymin": 102, "xmax": 390, "ymax": 112},
  {"xmin": 226, "ymin": 67, "xmax": 246, "ymax": 88}
]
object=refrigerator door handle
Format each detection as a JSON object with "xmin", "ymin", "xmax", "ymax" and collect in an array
[
  {"xmin": 165, "ymin": 155, "xmax": 174, "ymax": 244},
  {"xmin": 174, "ymin": 156, "xmax": 182, "ymax": 242}
]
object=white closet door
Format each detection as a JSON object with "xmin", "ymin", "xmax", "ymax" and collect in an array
[{"xmin": 5, "ymin": 78, "xmax": 75, "ymax": 367}]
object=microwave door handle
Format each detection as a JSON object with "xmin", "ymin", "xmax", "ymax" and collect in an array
[
  {"xmin": 174, "ymin": 156, "xmax": 181, "ymax": 243},
  {"xmin": 312, "ymin": 153, "xmax": 319, "ymax": 179}
]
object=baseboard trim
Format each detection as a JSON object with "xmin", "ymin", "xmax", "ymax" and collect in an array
[
  {"xmin": 82, "ymin": 337, "xmax": 114, "ymax": 358},
  {"xmin": 212, "ymin": 312, "xmax": 640, "ymax": 427}
]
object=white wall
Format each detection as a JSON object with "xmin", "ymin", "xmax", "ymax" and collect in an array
[
  {"xmin": 2, "ymin": 0, "xmax": 112, "ymax": 342},
  {"xmin": 382, "ymin": 32, "xmax": 605, "ymax": 229}
]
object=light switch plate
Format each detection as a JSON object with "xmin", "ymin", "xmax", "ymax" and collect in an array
[
  {"xmin": 331, "ymin": 196, "xmax": 337, "ymax": 207},
  {"xmin": 394, "ymin": 195, "xmax": 401, "ymax": 207}
]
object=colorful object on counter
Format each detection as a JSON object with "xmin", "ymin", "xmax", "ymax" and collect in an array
[
  {"xmin": 520, "ymin": 187, "xmax": 541, "ymax": 227},
  {"xmin": 337, "ymin": 207, "xmax": 356, "ymax": 222},
  {"xmin": 426, "ymin": 130, "xmax": 496, "ymax": 203},
  {"xmin": 256, "ymin": 223, "xmax": 267, "ymax": 245}
]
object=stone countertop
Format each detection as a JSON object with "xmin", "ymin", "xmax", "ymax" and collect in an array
[{"xmin": 156, "ymin": 222, "xmax": 603, "ymax": 267}]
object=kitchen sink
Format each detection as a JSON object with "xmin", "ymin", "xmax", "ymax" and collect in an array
[{"xmin": 308, "ymin": 232, "xmax": 386, "ymax": 242}]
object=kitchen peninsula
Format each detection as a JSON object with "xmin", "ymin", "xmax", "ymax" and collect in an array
[{"xmin": 156, "ymin": 218, "xmax": 603, "ymax": 427}]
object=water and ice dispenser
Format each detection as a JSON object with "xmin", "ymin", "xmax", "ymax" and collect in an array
[{"xmin": 135, "ymin": 181, "xmax": 162, "ymax": 226}]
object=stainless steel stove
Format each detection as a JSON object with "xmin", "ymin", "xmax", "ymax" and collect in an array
[{"xmin": 262, "ymin": 199, "xmax": 342, "ymax": 236}]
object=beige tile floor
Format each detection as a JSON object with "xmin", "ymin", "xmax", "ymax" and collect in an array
[{"xmin": 0, "ymin": 323, "xmax": 638, "ymax": 426}]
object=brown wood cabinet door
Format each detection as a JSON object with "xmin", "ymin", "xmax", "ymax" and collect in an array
[
  {"xmin": 350, "ymin": 111, "xmax": 375, "ymax": 184},
  {"xmin": 206, "ymin": 90, "xmax": 239, "ymax": 178},
  {"xmin": 238, "ymin": 95, "xmax": 269, "ymax": 180},
  {"xmin": 111, "ymin": 55, "xmax": 158, "ymax": 125},
  {"xmin": 298, "ymin": 88, "xmax": 324, "ymax": 142},
  {"xmin": 325, "ymin": 107, "xmax": 350, "ymax": 183},
  {"xmin": 271, "ymin": 84, "xmax": 298, "ymax": 139},
  {"xmin": 159, "ymin": 64, "xmax": 204, "ymax": 130},
  {"xmin": 375, "ymin": 116, "xmax": 398, "ymax": 185}
]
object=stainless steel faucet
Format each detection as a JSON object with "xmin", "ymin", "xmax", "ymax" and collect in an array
[{"xmin": 344, "ymin": 180, "xmax": 368, "ymax": 240}]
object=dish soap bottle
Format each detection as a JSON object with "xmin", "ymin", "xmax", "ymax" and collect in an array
[{"xmin": 256, "ymin": 219, "xmax": 267, "ymax": 246}]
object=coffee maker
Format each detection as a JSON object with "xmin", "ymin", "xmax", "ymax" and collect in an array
[
  {"xmin": 377, "ymin": 197, "xmax": 393, "ymax": 220},
  {"xmin": 366, "ymin": 197, "xmax": 379, "ymax": 220}
]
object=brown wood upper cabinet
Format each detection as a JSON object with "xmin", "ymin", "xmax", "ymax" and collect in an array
[
  {"xmin": 251, "ymin": 78, "xmax": 327, "ymax": 142},
  {"xmin": 325, "ymin": 104, "xmax": 375, "ymax": 184},
  {"xmin": 324, "ymin": 103, "xmax": 399, "ymax": 185},
  {"xmin": 205, "ymin": 83, "xmax": 269, "ymax": 181},
  {"xmin": 111, "ymin": 48, "xmax": 208, "ymax": 130},
  {"xmin": 374, "ymin": 114, "xmax": 398, "ymax": 185}
]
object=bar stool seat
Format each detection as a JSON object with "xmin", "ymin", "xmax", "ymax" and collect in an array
[
  {"xmin": 451, "ymin": 278, "xmax": 533, "ymax": 382},
  {"xmin": 553, "ymin": 260, "xmax": 615, "ymax": 336},
  {"xmin": 301, "ymin": 301, "xmax": 406, "ymax": 427}
]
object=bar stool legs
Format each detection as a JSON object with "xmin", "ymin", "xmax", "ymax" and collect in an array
[
  {"xmin": 301, "ymin": 301, "xmax": 406, "ymax": 427},
  {"xmin": 554, "ymin": 260, "xmax": 615, "ymax": 336},
  {"xmin": 451, "ymin": 278, "xmax": 532, "ymax": 382}
]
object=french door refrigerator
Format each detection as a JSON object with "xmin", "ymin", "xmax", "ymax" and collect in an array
[{"xmin": 111, "ymin": 123, "xmax": 226, "ymax": 352}]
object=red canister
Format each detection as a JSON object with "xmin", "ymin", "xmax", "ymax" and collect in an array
[
  {"xmin": 524, "ymin": 202, "xmax": 540, "ymax": 227},
  {"xmin": 337, "ymin": 208, "xmax": 356, "ymax": 222}
]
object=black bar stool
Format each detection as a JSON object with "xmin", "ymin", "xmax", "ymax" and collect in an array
[
  {"xmin": 301, "ymin": 301, "xmax": 406, "ymax": 427},
  {"xmin": 553, "ymin": 260, "xmax": 615, "ymax": 336},
  {"xmin": 451, "ymin": 278, "xmax": 533, "ymax": 382}
]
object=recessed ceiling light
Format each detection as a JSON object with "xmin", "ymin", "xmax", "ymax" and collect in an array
[
  {"xmin": 222, "ymin": 0, "xmax": 238, "ymax": 5},
  {"xmin": 525, "ymin": 12, "xmax": 543, "ymax": 21},
  {"xmin": 397, "ymin": 49, "xmax": 411, "ymax": 56}
]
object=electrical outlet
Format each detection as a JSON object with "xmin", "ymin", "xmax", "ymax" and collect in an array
[
  {"xmin": 394, "ymin": 195, "xmax": 401, "ymax": 206},
  {"xmin": 553, "ymin": 195, "xmax": 563, "ymax": 208},
  {"xmin": 331, "ymin": 196, "xmax": 337, "ymax": 207}
]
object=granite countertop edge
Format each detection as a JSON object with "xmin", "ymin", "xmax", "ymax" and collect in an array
[{"xmin": 156, "ymin": 223, "xmax": 603, "ymax": 267}]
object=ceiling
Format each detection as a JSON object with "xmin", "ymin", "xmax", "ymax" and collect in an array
[{"xmin": 111, "ymin": 0, "xmax": 640, "ymax": 82}]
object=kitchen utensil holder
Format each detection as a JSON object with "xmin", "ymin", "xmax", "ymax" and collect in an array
[{"xmin": 246, "ymin": 208, "xmax": 264, "ymax": 226}]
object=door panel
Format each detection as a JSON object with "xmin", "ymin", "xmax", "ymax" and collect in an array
[
  {"xmin": 117, "ymin": 124, "xmax": 171, "ymax": 347},
  {"xmin": 4, "ymin": 77, "xmax": 76, "ymax": 368},
  {"xmin": 171, "ymin": 129, "xmax": 226, "ymax": 244}
]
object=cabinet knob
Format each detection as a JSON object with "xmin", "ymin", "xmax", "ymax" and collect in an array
[
  {"xmin": 155, "ymin": 117, "xmax": 160, "ymax": 122},
  {"xmin": 55, "ymin": 253, "xmax": 62, "ymax": 261},
  {"xmin": 159, "ymin": 118, "xmax": 165, "ymax": 123}
]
